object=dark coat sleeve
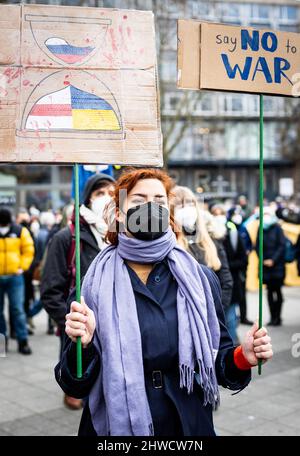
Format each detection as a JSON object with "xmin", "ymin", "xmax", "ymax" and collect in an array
[
  {"xmin": 271, "ymin": 226, "xmax": 286, "ymax": 265},
  {"xmin": 227, "ymin": 235, "xmax": 248, "ymax": 271},
  {"xmin": 239, "ymin": 226, "xmax": 253, "ymax": 253},
  {"xmin": 40, "ymin": 227, "xmax": 72, "ymax": 328},
  {"xmin": 201, "ymin": 266, "xmax": 251, "ymax": 391},
  {"xmin": 54, "ymin": 287, "xmax": 101, "ymax": 399},
  {"xmin": 214, "ymin": 240, "xmax": 233, "ymax": 310}
]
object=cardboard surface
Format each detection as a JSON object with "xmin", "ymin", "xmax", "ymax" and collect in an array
[
  {"xmin": 0, "ymin": 4, "xmax": 162, "ymax": 165},
  {"xmin": 178, "ymin": 19, "xmax": 300, "ymax": 97}
]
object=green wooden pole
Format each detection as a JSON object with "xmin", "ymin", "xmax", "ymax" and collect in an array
[
  {"xmin": 258, "ymin": 94, "xmax": 264, "ymax": 376},
  {"xmin": 74, "ymin": 163, "xmax": 82, "ymax": 378}
]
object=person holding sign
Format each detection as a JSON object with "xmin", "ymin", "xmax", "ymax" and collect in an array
[
  {"xmin": 41, "ymin": 173, "xmax": 115, "ymax": 410},
  {"xmin": 55, "ymin": 168, "xmax": 273, "ymax": 436}
]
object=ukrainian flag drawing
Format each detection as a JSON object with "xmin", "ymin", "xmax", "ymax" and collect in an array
[{"xmin": 25, "ymin": 85, "xmax": 121, "ymax": 131}]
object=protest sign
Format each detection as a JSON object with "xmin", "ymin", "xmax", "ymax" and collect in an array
[
  {"xmin": 0, "ymin": 4, "xmax": 162, "ymax": 165},
  {"xmin": 177, "ymin": 19, "xmax": 300, "ymax": 97}
]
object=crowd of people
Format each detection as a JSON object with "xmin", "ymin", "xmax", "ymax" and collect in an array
[{"xmin": 0, "ymin": 168, "xmax": 297, "ymax": 431}]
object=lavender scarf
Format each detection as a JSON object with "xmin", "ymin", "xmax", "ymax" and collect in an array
[{"xmin": 81, "ymin": 227, "xmax": 220, "ymax": 436}]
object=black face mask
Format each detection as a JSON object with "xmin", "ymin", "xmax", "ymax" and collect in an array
[{"xmin": 125, "ymin": 201, "xmax": 169, "ymax": 241}]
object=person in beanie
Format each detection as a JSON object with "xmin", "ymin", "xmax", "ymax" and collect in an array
[
  {"xmin": 41, "ymin": 173, "xmax": 115, "ymax": 410},
  {"xmin": 0, "ymin": 207, "xmax": 34, "ymax": 354},
  {"xmin": 55, "ymin": 168, "xmax": 273, "ymax": 436}
]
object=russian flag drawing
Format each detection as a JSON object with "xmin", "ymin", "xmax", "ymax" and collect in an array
[
  {"xmin": 25, "ymin": 85, "xmax": 121, "ymax": 131},
  {"xmin": 45, "ymin": 38, "xmax": 95, "ymax": 64}
]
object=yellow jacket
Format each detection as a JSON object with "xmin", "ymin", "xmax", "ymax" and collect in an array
[{"xmin": 0, "ymin": 224, "xmax": 35, "ymax": 275}]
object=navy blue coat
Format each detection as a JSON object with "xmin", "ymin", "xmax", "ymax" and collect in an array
[
  {"xmin": 256, "ymin": 223, "xmax": 286, "ymax": 284},
  {"xmin": 55, "ymin": 259, "xmax": 251, "ymax": 436}
]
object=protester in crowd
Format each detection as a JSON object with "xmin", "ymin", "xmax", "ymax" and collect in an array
[
  {"xmin": 0, "ymin": 207, "xmax": 34, "ymax": 354},
  {"xmin": 276, "ymin": 201, "xmax": 300, "ymax": 224},
  {"xmin": 256, "ymin": 207, "xmax": 286, "ymax": 326},
  {"xmin": 27, "ymin": 211, "xmax": 56, "ymax": 334},
  {"xmin": 209, "ymin": 203, "xmax": 228, "ymax": 239},
  {"xmin": 237, "ymin": 195, "xmax": 252, "ymax": 220},
  {"xmin": 227, "ymin": 206, "xmax": 253, "ymax": 325},
  {"xmin": 41, "ymin": 173, "xmax": 115, "ymax": 410},
  {"xmin": 28, "ymin": 206, "xmax": 41, "ymax": 239},
  {"xmin": 55, "ymin": 168, "xmax": 273, "ymax": 436},
  {"xmin": 47, "ymin": 204, "xmax": 74, "ymax": 244},
  {"xmin": 35, "ymin": 212, "xmax": 56, "ymax": 263},
  {"xmin": 209, "ymin": 204, "xmax": 244, "ymax": 340},
  {"xmin": 221, "ymin": 216, "xmax": 248, "ymax": 344},
  {"xmin": 172, "ymin": 185, "xmax": 233, "ymax": 311},
  {"xmin": 228, "ymin": 206, "xmax": 252, "ymax": 254},
  {"xmin": 11, "ymin": 208, "xmax": 36, "ymax": 337}
]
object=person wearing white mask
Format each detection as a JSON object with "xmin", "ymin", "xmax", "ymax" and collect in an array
[
  {"xmin": 227, "ymin": 206, "xmax": 253, "ymax": 326},
  {"xmin": 255, "ymin": 207, "xmax": 286, "ymax": 326},
  {"xmin": 41, "ymin": 173, "xmax": 115, "ymax": 411},
  {"xmin": 172, "ymin": 186, "xmax": 233, "ymax": 314}
]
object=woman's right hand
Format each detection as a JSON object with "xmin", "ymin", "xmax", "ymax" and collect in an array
[{"xmin": 65, "ymin": 296, "xmax": 96, "ymax": 348}]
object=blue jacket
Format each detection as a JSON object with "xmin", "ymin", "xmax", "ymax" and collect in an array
[{"xmin": 55, "ymin": 259, "xmax": 251, "ymax": 436}]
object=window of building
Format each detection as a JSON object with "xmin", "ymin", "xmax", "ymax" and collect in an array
[
  {"xmin": 158, "ymin": 19, "xmax": 177, "ymax": 50},
  {"xmin": 250, "ymin": 4, "xmax": 270, "ymax": 20},
  {"xmin": 156, "ymin": 0, "xmax": 186, "ymax": 19},
  {"xmin": 263, "ymin": 97, "xmax": 275, "ymax": 114},
  {"xmin": 199, "ymin": 94, "xmax": 214, "ymax": 113},
  {"xmin": 159, "ymin": 51, "xmax": 177, "ymax": 82},
  {"xmin": 223, "ymin": 95, "xmax": 244, "ymax": 114},
  {"xmin": 248, "ymin": 95, "xmax": 259, "ymax": 116},
  {"xmin": 164, "ymin": 93, "xmax": 182, "ymax": 112},
  {"xmin": 219, "ymin": 3, "xmax": 240, "ymax": 19},
  {"xmin": 188, "ymin": 0, "xmax": 211, "ymax": 19},
  {"xmin": 278, "ymin": 5, "xmax": 299, "ymax": 31},
  {"xmin": 217, "ymin": 2, "xmax": 241, "ymax": 25},
  {"xmin": 191, "ymin": 123, "xmax": 211, "ymax": 158},
  {"xmin": 279, "ymin": 6, "xmax": 298, "ymax": 21}
]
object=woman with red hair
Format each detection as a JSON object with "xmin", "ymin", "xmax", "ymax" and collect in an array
[{"xmin": 55, "ymin": 168, "xmax": 273, "ymax": 436}]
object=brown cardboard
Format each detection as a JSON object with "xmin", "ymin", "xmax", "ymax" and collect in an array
[
  {"xmin": 0, "ymin": 4, "xmax": 162, "ymax": 165},
  {"xmin": 177, "ymin": 19, "xmax": 300, "ymax": 97}
]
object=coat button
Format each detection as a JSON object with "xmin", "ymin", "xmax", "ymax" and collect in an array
[{"xmin": 154, "ymin": 275, "xmax": 160, "ymax": 283}]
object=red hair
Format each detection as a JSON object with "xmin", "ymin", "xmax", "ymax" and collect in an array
[{"xmin": 105, "ymin": 167, "xmax": 178, "ymax": 245}]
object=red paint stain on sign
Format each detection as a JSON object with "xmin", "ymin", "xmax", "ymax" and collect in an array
[{"xmin": 109, "ymin": 28, "xmax": 118, "ymax": 53}]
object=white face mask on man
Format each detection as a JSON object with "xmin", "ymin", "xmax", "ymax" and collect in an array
[
  {"xmin": 91, "ymin": 195, "xmax": 111, "ymax": 219},
  {"xmin": 0, "ymin": 226, "xmax": 10, "ymax": 236}
]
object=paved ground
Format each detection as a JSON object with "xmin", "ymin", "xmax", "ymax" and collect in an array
[{"xmin": 0, "ymin": 287, "xmax": 299, "ymax": 436}]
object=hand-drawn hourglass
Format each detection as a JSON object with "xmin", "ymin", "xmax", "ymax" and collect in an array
[{"xmin": 17, "ymin": 13, "xmax": 124, "ymax": 140}]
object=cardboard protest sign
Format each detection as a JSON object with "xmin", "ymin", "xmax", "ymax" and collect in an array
[
  {"xmin": 177, "ymin": 19, "xmax": 300, "ymax": 97},
  {"xmin": 0, "ymin": 4, "xmax": 162, "ymax": 165}
]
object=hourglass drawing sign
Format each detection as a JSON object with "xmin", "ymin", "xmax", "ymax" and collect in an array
[{"xmin": 17, "ymin": 14, "xmax": 124, "ymax": 140}]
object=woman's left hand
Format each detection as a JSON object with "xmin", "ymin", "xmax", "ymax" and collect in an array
[{"xmin": 241, "ymin": 321, "xmax": 273, "ymax": 367}]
